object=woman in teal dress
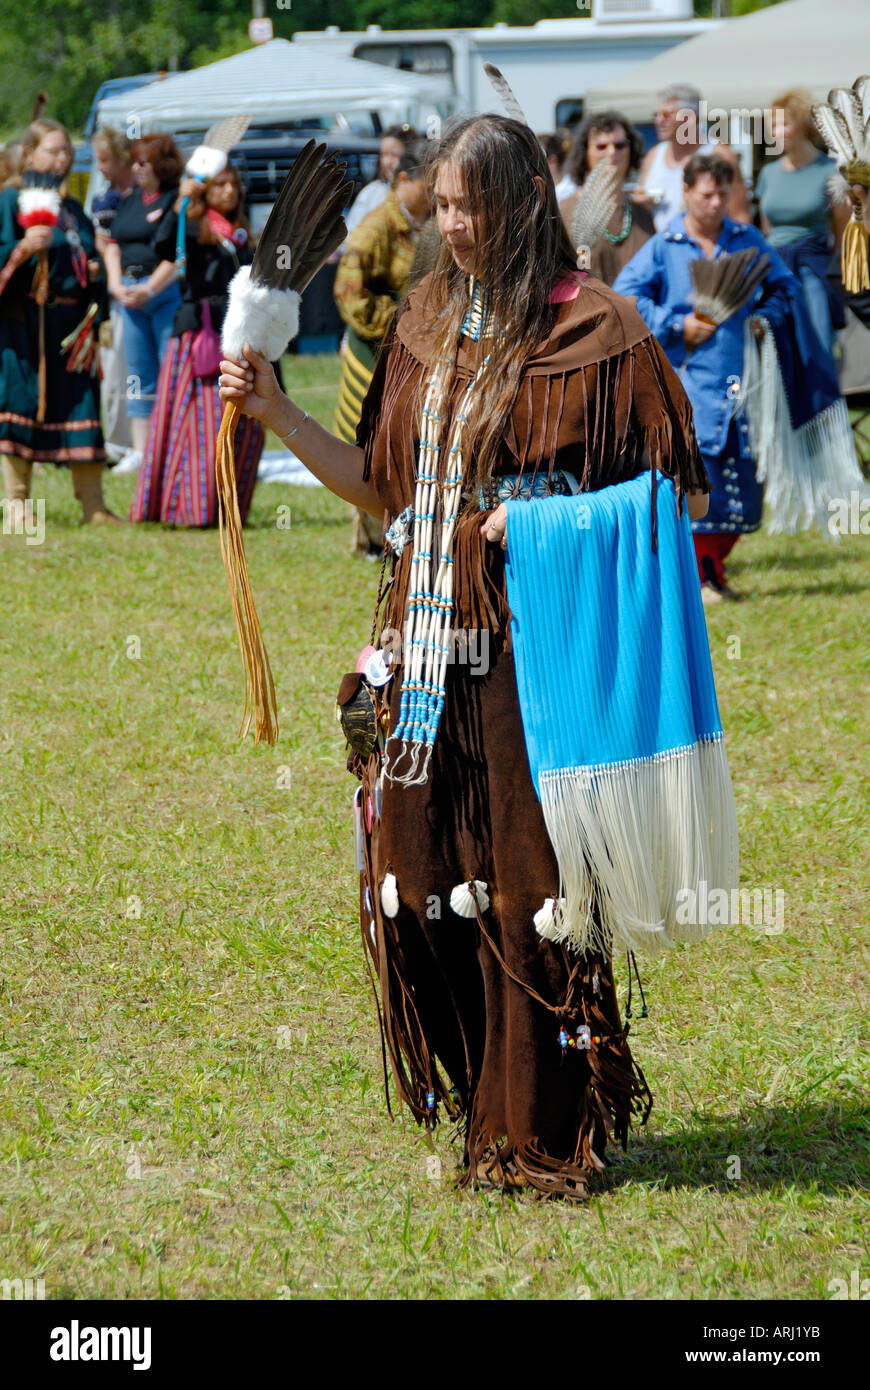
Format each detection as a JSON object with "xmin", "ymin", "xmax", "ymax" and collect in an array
[{"xmin": 0, "ymin": 118, "xmax": 118, "ymax": 523}]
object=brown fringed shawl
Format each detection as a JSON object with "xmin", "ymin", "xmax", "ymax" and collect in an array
[{"xmin": 357, "ymin": 271, "xmax": 708, "ymax": 642}]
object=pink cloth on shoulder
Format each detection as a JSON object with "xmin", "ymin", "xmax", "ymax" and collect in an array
[{"xmin": 549, "ymin": 272, "xmax": 587, "ymax": 303}]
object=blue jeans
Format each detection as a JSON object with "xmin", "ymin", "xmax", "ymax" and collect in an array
[{"xmin": 117, "ymin": 276, "xmax": 182, "ymax": 419}]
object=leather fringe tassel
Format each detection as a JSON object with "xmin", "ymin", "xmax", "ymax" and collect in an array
[
  {"xmin": 216, "ymin": 400, "xmax": 278, "ymax": 745},
  {"xmin": 841, "ymin": 216, "xmax": 870, "ymax": 293}
]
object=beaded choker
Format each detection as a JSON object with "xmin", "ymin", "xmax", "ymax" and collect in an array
[{"xmin": 602, "ymin": 201, "xmax": 632, "ymax": 245}]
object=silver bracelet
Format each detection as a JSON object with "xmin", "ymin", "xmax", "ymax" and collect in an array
[{"xmin": 281, "ymin": 411, "xmax": 310, "ymax": 441}]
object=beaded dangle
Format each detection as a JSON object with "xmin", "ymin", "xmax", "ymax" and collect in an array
[
  {"xmin": 385, "ymin": 278, "xmax": 495, "ymax": 786},
  {"xmin": 624, "ymin": 950, "xmax": 649, "ymax": 1020}
]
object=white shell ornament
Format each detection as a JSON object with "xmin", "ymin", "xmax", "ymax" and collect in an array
[
  {"xmin": 534, "ymin": 897, "xmax": 566, "ymax": 941},
  {"xmin": 380, "ymin": 872, "xmax": 399, "ymax": 918},
  {"xmin": 450, "ymin": 880, "xmax": 490, "ymax": 918}
]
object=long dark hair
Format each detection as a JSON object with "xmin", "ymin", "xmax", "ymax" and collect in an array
[
  {"xmin": 421, "ymin": 115, "xmax": 578, "ymax": 499},
  {"xmin": 187, "ymin": 165, "xmax": 252, "ymax": 245},
  {"xmin": 567, "ymin": 110, "xmax": 644, "ymax": 184}
]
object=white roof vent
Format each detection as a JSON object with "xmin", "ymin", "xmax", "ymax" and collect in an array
[{"xmin": 593, "ymin": 0, "xmax": 695, "ymax": 20}]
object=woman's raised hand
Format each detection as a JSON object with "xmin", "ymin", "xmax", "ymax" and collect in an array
[{"xmin": 219, "ymin": 344, "xmax": 279, "ymax": 422}]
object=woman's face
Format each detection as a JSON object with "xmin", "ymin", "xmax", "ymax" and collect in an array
[
  {"xmin": 379, "ymin": 136, "xmax": 405, "ymax": 183},
  {"xmin": 29, "ymin": 130, "xmax": 72, "ymax": 178},
  {"xmin": 435, "ymin": 163, "xmax": 477, "ymax": 273},
  {"xmin": 770, "ymin": 108, "xmax": 800, "ymax": 153},
  {"xmin": 132, "ymin": 152, "xmax": 158, "ymax": 191},
  {"xmin": 207, "ymin": 175, "xmax": 239, "ymax": 216},
  {"xmin": 94, "ymin": 145, "xmax": 126, "ymax": 186},
  {"xmin": 586, "ymin": 124, "xmax": 631, "ymax": 180}
]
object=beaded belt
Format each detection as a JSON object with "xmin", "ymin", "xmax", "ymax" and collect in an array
[
  {"xmin": 385, "ymin": 472, "xmax": 583, "ymax": 558},
  {"xmin": 478, "ymin": 470, "xmax": 580, "ymax": 509}
]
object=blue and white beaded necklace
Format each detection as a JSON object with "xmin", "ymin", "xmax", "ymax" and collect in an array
[{"xmin": 384, "ymin": 278, "xmax": 495, "ymax": 785}]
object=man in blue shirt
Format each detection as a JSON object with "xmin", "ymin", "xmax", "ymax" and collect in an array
[{"xmin": 614, "ymin": 153, "xmax": 799, "ymax": 601}]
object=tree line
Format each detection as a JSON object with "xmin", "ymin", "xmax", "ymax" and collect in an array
[{"xmin": 0, "ymin": 0, "xmax": 784, "ymax": 140}]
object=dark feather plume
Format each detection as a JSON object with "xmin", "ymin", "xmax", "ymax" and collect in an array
[
  {"xmin": 690, "ymin": 248, "xmax": 771, "ymax": 325},
  {"xmin": 251, "ymin": 139, "xmax": 353, "ymax": 294}
]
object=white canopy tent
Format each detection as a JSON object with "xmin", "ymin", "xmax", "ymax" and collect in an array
[
  {"xmin": 95, "ymin": 38, "xmax": 445, "ymax": 132},
  {"xmin": 583, "ymin": 0, "xmax": 869, "ymax": 123}
]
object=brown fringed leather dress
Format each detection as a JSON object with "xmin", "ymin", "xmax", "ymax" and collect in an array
[{"xmin": 351, "ymin": 271, "xmax": 708, "ymax": 1198}]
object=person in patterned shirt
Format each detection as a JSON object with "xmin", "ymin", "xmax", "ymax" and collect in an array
[{"xmin": 334, "ymin": 140, "xmax": 431, "ymax": 553}]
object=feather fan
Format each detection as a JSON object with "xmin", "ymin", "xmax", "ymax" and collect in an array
[
  {"xmin": 18, "ymin": 169, "xmax": 62, "ymax": 227},
  {"xmin": 483, "ymin": 63, "xmax": 528, "ymax": 125},
  {"xmin": 186, "ymin": 114, "xmax": 252, "ymax": 182},
  {"xmin": 690, "ymin": 248, "xmax": 771, "ymax": 326},
  {"xmin": 217, "ymin": 141, "xmax": 353, "ymax": 746},
  {"xmin": 813, "ymin": 74, "xmax": 870, "ymax": 186},
  {"xmin": 570, "ymin": 159, "xmax": 621, "ymax": 266},
  {"xmin": 813, "ymin": 74, "xmax": 870, "ymax": 291}
]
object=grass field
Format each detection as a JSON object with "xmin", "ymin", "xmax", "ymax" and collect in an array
[{"xmin": 0, "ymin": 351, "xmax": 868, "ymax": 1301}]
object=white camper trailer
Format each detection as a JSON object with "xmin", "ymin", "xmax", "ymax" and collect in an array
[{"xmin": 292, "ymin": 0, "xmax": 722, "ymax": 135}]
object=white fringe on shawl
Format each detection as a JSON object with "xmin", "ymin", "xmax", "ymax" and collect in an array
[
  {"xmin": 740, "ymin": 317, "xmax": 870, "ymax": 537},
  {"xmin": 538, "ymin": 735, "xmax": 739, "ymax": 957}
]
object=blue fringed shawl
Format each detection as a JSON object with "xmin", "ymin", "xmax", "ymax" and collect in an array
[{"xmin": 505, "ymin": 471, "xmax": 739, "ymax": 955}]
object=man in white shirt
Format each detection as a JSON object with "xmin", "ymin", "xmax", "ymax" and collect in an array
[{"xmin": 635, "ymin": 84, "xmax": 750, "ymax": 232}]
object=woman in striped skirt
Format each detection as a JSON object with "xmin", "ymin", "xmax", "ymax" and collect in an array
[
  {"xmin": 131, "ymin": 164, "xmax": 263, "ymax": 526},
  {"xmin": 333, "ymin": 142, "xmax": 430, "ymax": 552}
]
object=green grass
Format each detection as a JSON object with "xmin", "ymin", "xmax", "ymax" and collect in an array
[{"xmin": 0, "ymin": 351, "xmax": 868, "ymax": 1300}]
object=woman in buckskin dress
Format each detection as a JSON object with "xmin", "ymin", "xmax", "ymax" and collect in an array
[{"xmin": 219, "ymin": 115, "xmax": 710, "ymax": 1198}]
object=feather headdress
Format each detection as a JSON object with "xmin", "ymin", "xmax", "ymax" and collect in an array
[
  {"xmin": 690, "ymin": 248, "xmax": 771, "ymax": 326},
  {"xmin": 813, "ymin": 75, "xmax": 870, "ymax": 291},
  {"xmin": 570, "ymin": 159, "xmax": 621, "ymax": 268},
  {"xmin": 217, "ymin": 140, "xmax": 352, "ymax": 745}
]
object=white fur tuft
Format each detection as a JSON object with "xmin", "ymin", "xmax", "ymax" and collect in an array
[
  {"xmin": 18, "ymin": 188, "xmax": 61, "ymax": 220},
  {"xmin": 221, "ymin": 266, "xmax": 300, "ymax": 361},
  {"xmin": 186, "ymin": 146, "xmax": 229, "ymax": 182}
]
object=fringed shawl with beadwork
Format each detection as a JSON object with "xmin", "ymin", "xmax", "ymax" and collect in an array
[{"xmin": 504, "ymin": 470, "xmax": 739, "ymax": 957}]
